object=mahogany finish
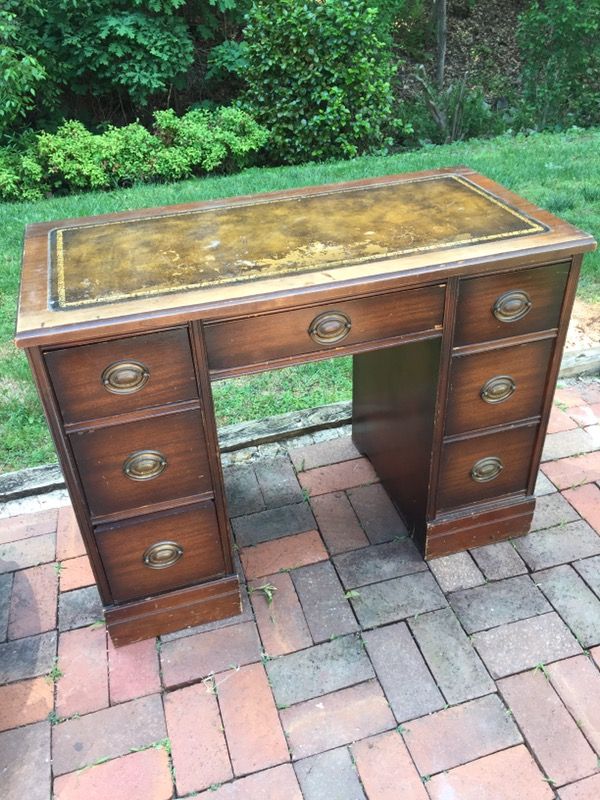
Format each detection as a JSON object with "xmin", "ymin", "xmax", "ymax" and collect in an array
[
  {"xmin": 69, "ymin": 408, "xmax": 212, "ymax": 519},
  {"xmin": 454, "ymin": 262, "xmax": 569, "ymax": 345},
  {"xmin": 445, "ymin": 338, "xmax": 554, "ymax": 435},
  {"xmin": 16, "ymin": 168, "xmax": 596, "ymax": 644},
  {"xmin": 205, "ymin": 285, "xmax": 444, "ymax": 374},
  {"xmin": 437, "ymin": 424, "xmax": 538, "ymax": 511},
  {"xmin": 95, "ymin": 502, "xmax": 226, "ymax": 603},
  {"xmin": 45, "ymin": 327, "xmax": 197, "ymax": 424}
]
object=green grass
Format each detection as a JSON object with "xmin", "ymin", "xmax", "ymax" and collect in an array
[{"xmin": 1, "ymin": 128, "xmax": 599, "ymax": 472}]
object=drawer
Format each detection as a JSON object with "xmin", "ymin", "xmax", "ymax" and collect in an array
[
  {"xmin": 445, "ymin": 338, "xmax": 554, "ymax": 435},
  {"xmin": 96, "ymin": 502, "xmax": 226, "ymax": 603},
  {"xmin": 70, "ymin": 409, "xmax": 212, "ymax": 519},
  {"xmin": 45, "ymin": 328, "xmax": 198, "ymax": 424},
  {"xmin": 205, "ymin": 285, "xmax": 445, "ymax": 372},
  {"xmin": 437, "ymin": 425, "xmax": 538, "ymax": 511},
  {"xmin": 454, "ymin": 263, "xmax": 570, "ymax": 346}
]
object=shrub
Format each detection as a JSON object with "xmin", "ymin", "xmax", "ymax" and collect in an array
[
  {"xmin": 517, "ymin": 0, "xmax": 600, "ymax": 128},
  {"xmin": 242, "ymin": 0, "xmax": 395, "ymax": 164},
  {"xmin": 0, "ymin": 107, "xmax": 269, "ymax": 201},
  {"xmin": 0, "ymin": 7, "xmax": 47, "ymax": 138}
]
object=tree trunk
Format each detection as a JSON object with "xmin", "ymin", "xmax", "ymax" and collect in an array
[{"xmin": 435, "ymin": 0, "xmax": 447, "ymax": 89}]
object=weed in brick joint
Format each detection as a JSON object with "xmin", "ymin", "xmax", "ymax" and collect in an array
[
  {"xmin": 89, "ymin": 618, "xmax": 105, "ymax": 629},
  {"xmin": 46, "ymin": 657, "xmax": 63, "ymax": 684},
  {"xmin": 534, "ymin": 662, "xmax": 550, "ymax": 679},
  {"xmin": 421, "ymin": 775, "xmax": 432, "ymax": 784},
  {"xmin": 54, "ymin": 562, "xmax": 63, "ymax": 575},
  {"xmin": 248, "ymin": 582, "xmax": 277, "ymax": 605},
  {"xmin": 302, "ymin": 487, "xmax": 311, "ymax": 501},
  {"xmin": 344, "ymin": 589, "xmax": 361, "ymax": 600}
]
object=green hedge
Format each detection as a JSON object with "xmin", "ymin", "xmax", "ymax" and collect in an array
[{"xmin": 0, "ymin": 106, "xmax": 269, "ymax": 201}]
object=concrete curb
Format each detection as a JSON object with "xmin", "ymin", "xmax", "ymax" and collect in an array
[{"xmin": 1, "ymin": 349, "xmax": 598, "ymax": 502}]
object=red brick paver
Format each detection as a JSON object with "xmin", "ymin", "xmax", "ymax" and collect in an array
[
  {"xmin": 52, "ymin": 693, "xmax": 166, "ymax": 775},
  {"xmin": 559, "ymin": 774, "xmax": 600, "ymax": 800},
  {"xmin": 197, "ymin": 763, "xmax": 303, "ymax": 799},
  {"xmin": 548, "ymin": 406, "xmax": 579, "ymax": 433},
  {"xmin": 249, "ymin": 572, "xmax": 312, "ymax": 656},
  {"xmin": 59, "ymin": 555, "xmax": 95, "ymax": 592},
  {"xmin": 547, "ymin": 656, "xmax": 600, "ymax": 753},
  {"xmin": 280, "ymin": 680, "xmax": 395, "ymax": 760},
  {"xmin": 298, "ymin": 457, "xmax": 378, "ymax": 496},
  {"xmin": 426, "ymin": 745, "xmax": 555, "ymax": 800},
  {"xmin": 542, "ymin": 452, "xmax": 600, "ymax": 490},
  {"xmin": 160, "ymin": 621, "xmax": 261, "ymax": 688},
  {"xmin": 107, "ymin": 636, "xmax": 160, "ymax": 705},
  {"xmin": 402, "ymin": 694, "xmax": 521, "ymax": 776},
  {"xmin": 0, "ymin": 676, "xmax": 53, "ymax": 732},
  {"xmin": 56, "ymin": 625, "xmax": 108, "ymax": 717},
  {"xmin": 563, "ymin": 483, "xmax": 600, "ymax": 532},
  {"xmin": 8, "ymin": 563, "xmax": 58, "ymax": 639},
  {"xmin": 309, "ymin": 491, "xmax": 369, "ymax": 553},
  {"xmin": 56, "ymin": 506, "xmax": 86, "ymax": 560},
  {"xmin": 165, "ymin": 682, "xmax": 232, "ymax": 795},
  {"xmin": 498, "ymin": 669, "xmax": 597, "ymax": 786},
  {"xmin": 351, "ymin": 730, "xmax": 428, "ymax": 799},
  {"xmin": 218, "ymin": 662, "xmax": 289, "ymax": 775},
  {"xmin": 240, "ymin": 530, "xmax": 328, "ymax": 579},
  {"xmin": 289, "ymin": 437, "xmax": 361, "ymax": 471},
  {"xmin": 53, "ymin": 747, "xmax": 172, "ymax": 800},
  {"xmin": 0, "ymin": 509, "xmax": 57, "ymax": 545},
  {"xmin": 568, "ymin": 403, "xmax": 600, "ymax": 427}
]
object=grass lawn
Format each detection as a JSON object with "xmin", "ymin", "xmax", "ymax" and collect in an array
[{"xmin": 1, "ymin": 127, "xmax": 599, "ymax": 472}]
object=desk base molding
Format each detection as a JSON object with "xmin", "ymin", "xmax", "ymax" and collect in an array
[
  {"xmin": 104, "ymin": 574, "xmax": 241, "ymax": 646},
  {"xmin": 424, "ymin": 497, "xmax": 535, "ymax": 559}
]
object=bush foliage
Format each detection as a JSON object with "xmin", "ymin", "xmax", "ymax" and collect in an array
[
  {"xmin": 517, "ymin": 0, "xmax": 600, "ymax": 129},
  {"xmin": 242, "ymin": 0, "xmax": 397, "ymax": 164},
  {"xmin": 0, "ymin": 107, "xmax": 268, "ymax": 201},
  {"xmin": 1, "ymin": 0, "xmax": 599, "ymax": 202}
]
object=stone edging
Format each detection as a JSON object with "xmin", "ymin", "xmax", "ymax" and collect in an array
[{"xmin": 1, "ymin": 349, "xmax": 598, "ymax": 502}]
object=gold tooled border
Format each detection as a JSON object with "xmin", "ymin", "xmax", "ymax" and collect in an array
[{"xmin": 50, "ymin": 174, "xmax": 546, "ymax": 310}]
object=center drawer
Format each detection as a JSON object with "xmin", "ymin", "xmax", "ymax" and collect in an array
[
  {"xmin": 204, "ymin": 284, "xmax": 445, "ymax": 373},
  {"xmin": 95, "ymin": 502, "xmax": 226, "ymax": 603},
  {"xmin": 69, "ymin": 409, "xmax": 212, "ymax": 519}
]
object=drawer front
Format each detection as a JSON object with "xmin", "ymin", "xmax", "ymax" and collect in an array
[
  {"xmin": 96, "ymin": 502, "xmax": 226, "ymax": 603},
  {"xmin": 205, "ymin": 285, "xmax": 445, "ymax": 372},
  {"xmin": 445, "ymin": 338, "xmax": 554, "ymax": 435},
  {"xmin": 454, "ymin": 263, "xmax": 569, "ymax": 346},
  {"xmin": 45, "ymin": 328, "xmax": 198, "ymax": 424},
  {"xmin": 70, "ymin": 410, "xmax": 212, "ymax": 519},
  {"xmin": 437, "ymin": 425, "xmax": 538, "ymax": 511}
]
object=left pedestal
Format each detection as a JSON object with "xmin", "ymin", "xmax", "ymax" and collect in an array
[{"xmin": 26, "ymin": 324, "xmax": 239, "ymax": 646}]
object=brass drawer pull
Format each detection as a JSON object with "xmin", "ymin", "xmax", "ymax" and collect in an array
[
  {"xmin": 492, "ymin": 290, "xmax": 532, "ymax": 323},
  {"xmin": 308, "ymin": 310, "xmax": 352, "ymax": 345},
  {"xmin": 470, "ymin": 456, "xmax": 503, "ymax": 483},
  {"xmin": 143, "ymin": 541, "xmax": 184, "ymax": 569},
  {"xmin": 123, "ymin": 450, "xmax": 167, "ymax": 481},
  {"xmin": 480, "ymin": 375, "xmax": 516, "ymax": 404},
  {"xmin": 102, "ymin": 360, "xmax": 150, "ymax": 394}
]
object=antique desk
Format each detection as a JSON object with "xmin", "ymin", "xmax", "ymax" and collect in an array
[{"xmin": 16, "ymin": 167, "xmax": 596, "ymax": 645}]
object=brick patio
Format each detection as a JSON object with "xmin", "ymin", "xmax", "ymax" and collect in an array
[{"xmin": 1, "ymin": 379, "xmax": 599, "ymax": 800}]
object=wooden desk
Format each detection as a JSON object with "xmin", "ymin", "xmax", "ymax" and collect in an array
[{"xmin": 16, "ymin": 167, "xmax": 596, "ymax": 645}]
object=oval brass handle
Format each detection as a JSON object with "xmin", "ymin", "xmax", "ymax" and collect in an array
[
  {"xmin": 123, "ymin": 450, "xmax": 167, "ymax": 481},
  {"xmin": 308, "ymin": 310, "xmax": 352, "ymax": 345},
  {"xmin": 480, "ymin": 375, "xmax": 516, "ymax": 404},
  {"xmin": 102, "ymin": 360, "xmax": 150, "ymax": 394},
  {"xmin": 143, "ymin": 541, "xmax": 184, "ymax": 569},
  {"xmin": 492, "ymin": 290, "xmax": 532, "ymax": 323},
  {"xmin": 470, "ymin": 456, "xmax": 503, "ymax": 483}
]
